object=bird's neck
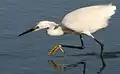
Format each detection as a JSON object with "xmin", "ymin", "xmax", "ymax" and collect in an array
[{"xmin": 47, "ymin": 24, "xmax": 64, "ymax": 36}]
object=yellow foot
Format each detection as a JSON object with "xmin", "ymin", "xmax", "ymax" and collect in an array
[{"xmin": 48, "ymin": 44, "xmax": 65, "ymax": 56}]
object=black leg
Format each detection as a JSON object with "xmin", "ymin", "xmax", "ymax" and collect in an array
[
  {"xmin": 94, "ymin": 38, "xmax": 106, "ymax": 74},
  {"xmin": 79, "ymin": 35, "xmax": 85, "ymax": 49},
  {"xmin": 61, "ymin": 44, "xmax": 83, "ymax": 49},
  {"xmin": 59, "ymin": 35, "xmax": 85, "ymax": 49},
  {"xmin": 97, "ymin": 54, "xmax": 106, "ymax": 74},
  {"xmin": 94, "ymin": 38, "xmax": 104, "ymax": 56}
]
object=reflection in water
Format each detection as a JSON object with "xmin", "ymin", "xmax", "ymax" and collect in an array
[
  {"xmin": 48, "ymin": 54, "xmax": 105, "ymax": 74},
  {"xmin": 48, "ymin": 44, "xmax": 120, "ymax": 74},
  {"xmin": 48, "ymin": 51, "xmax": 120, "ymax": 74},
  {"xmin": 98, "ymin": 54, "xmax": 106, "ymax": 74},
  {"xmin": 48, "ymin": 60, "xmax": 86, "ymax": 74}
]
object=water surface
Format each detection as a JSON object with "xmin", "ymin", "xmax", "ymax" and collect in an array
[{"xmin": 0, "ymin": 0, "xmax": 120, "ymax": 74}]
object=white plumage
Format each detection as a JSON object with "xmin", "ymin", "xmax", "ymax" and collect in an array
[
  {"xmin": 18, "ymin": 4, "xmax": 117, "ymax": 55},
  {"xmin": 62, "ymin": 4, "xmax": 116, "ymax": 37},
  {"xmin": 19, "ymin": 4, "xmax": 116, "ymax": 37}
]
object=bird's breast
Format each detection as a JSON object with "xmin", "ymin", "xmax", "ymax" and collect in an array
[{"xmin": 47, "ymin": 27, "xmax": 64, "ymax": 36}]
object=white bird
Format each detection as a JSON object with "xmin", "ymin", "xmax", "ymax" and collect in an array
[{"xmin": 18, "ymin": 4, "xmax": 116, "ymax": 56}]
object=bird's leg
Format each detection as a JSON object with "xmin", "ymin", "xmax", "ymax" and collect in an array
[
  {"xmin": 59, "ymin": 35, "xmax": 85, "ymax": 49},
  {"xmin": 48, "ymin": 35, "xmax": 85, "ymax": 56},
  {"xmin": 79, "ymin": 35, "xmax": 85, "ymax": 49},
  {"xmin": 97, "ymin": 52, "xmax": 106, "ymax": 74},
  {"xmin": 52, "ymin": 35, "xmax": 85, "ymax": 50},
  {"xmin": 94, "ymin": 38, "xmax": 104, "ymax": 56}
]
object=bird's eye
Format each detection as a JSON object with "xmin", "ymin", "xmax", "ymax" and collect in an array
[
  {"xmin": 46, "ymin": 27, "xmax": 49, "ymax": 29},
  {"xmin": 35, "ymin": 26, "xmax": 39, "ymax": 29},
  {"xmin": 54, "ymin": 26, "xmax": 59, "ymax": 30}
]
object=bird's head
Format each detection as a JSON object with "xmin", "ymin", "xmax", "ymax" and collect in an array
[{"xmin": 18, "ymin": 21, "xmax": 58, "ymax": 36}]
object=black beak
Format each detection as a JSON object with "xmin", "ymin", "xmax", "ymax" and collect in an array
[
  {"xmin": 18, "ymin": 26, "xmax": 39, "ymax": 37},
  {"xmin": 18, "ymin": 28, "xmax": 35, "ymax": 36}
]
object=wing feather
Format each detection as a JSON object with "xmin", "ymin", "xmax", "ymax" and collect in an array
[{"xmin": 62, "ymin": 4, "xmax": 116, "ymax": 33}]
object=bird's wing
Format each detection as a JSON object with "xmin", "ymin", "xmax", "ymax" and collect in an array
[{"xmin": 62, "ymin": 4, "xmax": 116, "ymax": 33}]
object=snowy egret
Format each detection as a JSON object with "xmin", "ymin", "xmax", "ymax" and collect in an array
[{"xmin": 18, "ymin": 4, "xmax": 116, "ymax": 56}]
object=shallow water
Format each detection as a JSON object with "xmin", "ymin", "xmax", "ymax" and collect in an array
[{"xmin": 0, "ymin": 0, "xmax": 120, "ymax": 74}]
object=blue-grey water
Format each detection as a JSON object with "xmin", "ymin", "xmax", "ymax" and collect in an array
[{"xmin": 0, "ymin": 0, "xmax": 120, "ymax": 74}]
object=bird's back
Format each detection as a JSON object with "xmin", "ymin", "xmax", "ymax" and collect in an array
[{"xmin": 62, "ymin": 4, "xmax": 116, "ymax": 33}]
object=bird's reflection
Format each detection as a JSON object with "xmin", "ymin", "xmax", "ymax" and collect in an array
[
  {"xmin": 48, "ymin": 54, "xmax": 105, "ymax": 74},
  {"xmin": 48, "ymin": 44, "xmax": 120, "ymax": 74},
  {"xmin": 48, "ymin": 44, "xmax": 106, "ymax": 74},
  {"xmin": 48, "ymin": 60, "xmax": 86, "ymax": 74}
]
